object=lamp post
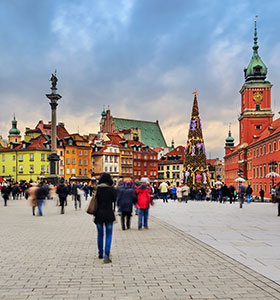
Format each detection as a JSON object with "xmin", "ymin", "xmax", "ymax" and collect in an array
[
  {"xmin": 46, "ymin": 72, "xmax": 61, "ymax": 185},
  {"xmin": 268, "ymin": 161, "xmax": 277, "ymax": 187}
]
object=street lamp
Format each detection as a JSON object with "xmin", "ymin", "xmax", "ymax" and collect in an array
[{"xmin": 268, "ymin": 161, "xmax": 278, "ymax": 187}]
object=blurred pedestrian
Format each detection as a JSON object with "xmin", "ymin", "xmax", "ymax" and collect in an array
[
  {"xmin": 36, "ymin": 181, "xmax": 49, "ymax": 216},
  {"xmin": 1, "ymin": 183, "xmax": 11, "ymax": 206},
  {"xmin": 259, "ymin": 188, "xmax": 265, "ymax": 202},
  {"xmin": 159, "ymin": 181, "xmax": 168, "ymax": 203},
  {"xmin": 176, "ymin": 185, "xmax": 182, "ymax": 202},
  {"xmin": 27, "ymin": 183, "xmax": 38, "ymax": 216},
  {"xmin": 117, "ymin": 180, "xmax": 137, "ymax": 230},
  {"xmin": 56, "ymin": 178, "xmax": 69, "ymax": 214},
  {"xmin": 276, "ymin": 182, "xmax": 280, "ymax": 216},
  {"xmin": 93, "ymin": 173, "xmax": 116, "ymax": 264}
]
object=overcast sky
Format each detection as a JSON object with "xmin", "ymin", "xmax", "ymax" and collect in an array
[{"xmin": 0, "ymin": 0, "xmax": 279, "ymax": 159}]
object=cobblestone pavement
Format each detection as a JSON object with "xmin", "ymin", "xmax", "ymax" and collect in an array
[
  {"xmin": 0, "ymin": 197, "xmax": 280, "ymax": 300},
  {"xmin": 150, "ymin": 200, "xmax": 280, "ymax": 284}
]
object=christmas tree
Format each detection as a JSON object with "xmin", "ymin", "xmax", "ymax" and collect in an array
[{"xmin": 182, "ymin": 91, "xmax": 209, "ymax": 187}]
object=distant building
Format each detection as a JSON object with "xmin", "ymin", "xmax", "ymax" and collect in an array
[
  {"xmin": 99, "ymin": 108, "xmax": 167, "ymax": 148},
  {"xmin": 158, "ymin": 146, "xmax": 185, "ymax": 186},
  {"xmin": 207, "ymin": 158, "xmax": 224, "ymax": 187},
  {"xmin": 224, "ymin": 20, "xmax": 280, "ymax": 198}
]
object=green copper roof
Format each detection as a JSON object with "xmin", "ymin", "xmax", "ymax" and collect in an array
[
  {"xmin": 244, "ymin": 19, "xmax": 268, "ymax": 84},
  {"xmin": 225, "ymin": 126, "xmax": 234, "ymax": 147},
  {"xmin": 113, "ymin": 117, "xmax": 167, "ymax": 148},
  {"xmin": 9, "ymin": 116, "xmax": 21, "ymax": 136}
]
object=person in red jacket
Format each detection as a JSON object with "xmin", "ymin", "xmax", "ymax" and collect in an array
[{"xmin": 135, "ymin": 178, "xmax": 152, "ymax": 230}]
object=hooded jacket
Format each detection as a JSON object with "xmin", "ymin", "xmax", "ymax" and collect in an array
[
  {"xmin": 117, "ymin": 183, "xmax": 137, "ymax": 213},
  {"xmin": 135, "ymin": 184, "xmax": 151, "ymax": 209}
]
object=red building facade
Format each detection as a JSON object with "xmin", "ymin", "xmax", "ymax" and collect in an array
[{"xmin": 224, "ymin": 21, "xmax": 280, "ymax": 198}]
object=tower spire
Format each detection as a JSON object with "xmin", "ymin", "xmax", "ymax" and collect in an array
[{"xmin": 253, "ymin": 16, "xmax": 259, "ymax": 53}]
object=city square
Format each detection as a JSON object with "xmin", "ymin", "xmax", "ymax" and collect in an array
[
  {"xmin": 0, "ymin": 196, "xmax": 280, "ymax": 299},
  {"xmin": 0, "ymin": 0, "xmax": 280, "ymax": 299}
]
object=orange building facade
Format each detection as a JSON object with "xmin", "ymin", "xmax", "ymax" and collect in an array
[{"xmin": 224, "ymin": 21, "xmax": 280, "ymax": 198}]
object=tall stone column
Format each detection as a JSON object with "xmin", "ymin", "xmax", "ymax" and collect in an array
[{"xmin": 46, "ymin": 73, "xmax": 62, "ymax": 183}]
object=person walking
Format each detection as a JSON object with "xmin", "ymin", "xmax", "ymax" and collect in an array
[
  {"xmin": 56, "ymin": 178, "xmax": 69, "ymax": 214},
  {"xmin": 176, "ymin": 185, "xmax": 182, "ymax": 202},
  {"xmin": 27, "ymin": 183, "xmax": 38, "ymax": 216},
  {"xmin": 276, "ymin": 182, "xmax": 280, "ymax": 216},
  {"xmin": 271, "ymin": 186, "xmax": 276, "ymax": 203},
  {"xmin": 246, "ymin": 185, "xmax": 253, "ymax": 203},
  {"xmin": 181, "ymin": 184, "xmax": 190, "ymax": 203},
  {"xmin": 238, "ymin": 183, "xmax": 246, "ymax": 208},
  {"xmin": 135, "ymin": 178, "xmax": 152, "ymax": 230},
  {"xmin": 159, "ymin": 181, "xmax": 168, "ymax": 203},
  {"xmin": 171, "ymin": 185, "xmax": 177, "ymax": 201},
  {"xmin": 259, "ymin": 188, "xmax": 265, "ymax": 202},
  {"xmin": 1, "ymin": 183, "xmax": 11, "ymax": 206},
  {"xmin": 71, "ymin": 182, "xmax": 81, "ymax": 210},
  {"xmin": 93, "ymin": 173, "xmax": 116, "ymax": 264},
  {"xmin": 36, "ymin": 181, "xmax": 49, "ymax": 216},
  {"xmin": 117, "ymin": 180, "xmax": 137, "ymax": 230}
]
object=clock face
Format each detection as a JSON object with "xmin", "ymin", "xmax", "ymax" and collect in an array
[{"xmin": 253, "ymin": 91, "xmax": 263, "ymax": 102}]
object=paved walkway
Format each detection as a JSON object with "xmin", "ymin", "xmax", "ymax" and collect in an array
[
  {"xmin": 150, "ymin": 200, "xmax": 280, "ymax": 285},
  {"xmin": 0, "ymin": 197, "xmax": 280, "ymax": 299}
]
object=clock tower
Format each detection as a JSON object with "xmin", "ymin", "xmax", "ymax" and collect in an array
[{"xmin": 239, "ymin": 18, "xmax": 273, "ymax": 145}]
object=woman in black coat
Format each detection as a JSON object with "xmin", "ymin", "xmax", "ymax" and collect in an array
[{"xmin": 94, "ymin": 173, "xmax": 116, "ymax": 264}]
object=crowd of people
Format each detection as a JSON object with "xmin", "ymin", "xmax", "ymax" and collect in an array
[{"xmin": 1, "ymin": 176, "xmax": 280, "ymax": 264}]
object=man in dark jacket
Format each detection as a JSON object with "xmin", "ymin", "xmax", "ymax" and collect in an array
[
  {"xmin": 56, "ymin": 178, "xmax": 68, "ymax": 214},
  {"xmin": 117, "ymin": 180, "xmax": 137, "ymax": 230},
  {"xmin": 93, "ymin": 173, "xmax": 116, "ymax": 264}
]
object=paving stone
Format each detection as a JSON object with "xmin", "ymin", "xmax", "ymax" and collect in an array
[{"xmin": 0, "ymin": 198, "xmax": 280, "ymax": 299}]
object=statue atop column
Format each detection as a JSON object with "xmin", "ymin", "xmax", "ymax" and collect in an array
[{"xmin": 50, "ymin": 71, "xmax": 58, "ymax": 89}]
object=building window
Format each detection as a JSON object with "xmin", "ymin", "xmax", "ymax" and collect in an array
[
  {"xmin": 255, "ymin": 125, "xmax": 261, "ymax": 130},
  {"xmin": 72, "ymin": 158, "xmax": 75, "ymax": 164},
  {"xmin": 72, "ymin": 149, "xmax": 75, "ymax": 154},
  {"xmin": 79, "ymin": 150, "xmax": 82, "ymax": 156},
  {"xmin": 69, "ymin": 140, "xmax": 73, "ymax": 146},
  {"xmin": 13, "ymin": 155, "xmax": 15, "ymax": 161},
  {"xmin": 263, "ymin": 164, "xmax": 266, "ymax": 177},
  {"xmin": 2, "ymin": 166, "xmax": 5, "ymax": 173},
  {"xmin": 30, "ymin": 153, "xmax": 34, "ymax": 161},
  {"xmin": 2, "ymin": 155, "xmax": 4, "ymax": 162},
  {"xmin": 253, "ymin": 167, "xmax": 255, "ymax": 178},
  {"xmin": 268, "ymin": 143, "xmax": 271, "ymax": 153},
  {"xmin": 138, "ymin": 162, "xmax": 140, "ymax": 166},
  {"xmin": 167, "ymin": 166, "xmax": 169, "ymax": 170},
  {"xmin": 60, "ymin": 151, "xmax": 63, "ymax": 156},
  {"xmin": 66, "ymin": 149, "xmax": 70, "ymax": 154},
  {"xmin": 41, "ymin": 154, "xmax": 45, "ymax": 161},
  {"xmin": 144, "ymin": 162, "xmax": 147, "ymax": 167},
  {"xmin": 263, "ymin": 145, "xmax": 265, "ymax": 155},
  {"xmin": 66, "ymin": 168, "xmax": 70, "ymax": 175},
  {"xmin": 19, "ymin": 165, "xmax": 23, "ymax": 173},
  {"xmin": 84, "ymin": 159, "xmax": 87, "ymax": 165},
  {"xmin": 154, "ymin": 171, "xmax": 156, "ymax": 176},
  {"xmin": 79, "ymin": 159, "xmax": 82, "ymax": 165},
  {"xmin": 66, "ymin": 158, "xmax": 70, "ymax": 164},
  {"xmin": 150, "ymin": 171, "xmax": 153, "ymax": 176},
  {"xmin": 41, "ymin": 165, "xmax": 45, "ymax": 173},
  {"xmin": 273, "ymin": 141, "xmax": 276, "ymax": 151},
  {"xmin": 255, "ymin": 104, "xmax": 260, "ymax": 111},
  {"xmin": 19, "ymin": 154, "xmax": 23, "ymax": 161},
  {"xmin": 144, "ymin": 171, "xmax": 147, "ymax": 176},
  {"xmin": 114, "ymin": 156, "xmax": 118, "ymax": 163},
  {"xmin": 105, "ymin": 167, "xmax": 108, "ymax": 172},
  {"xmin": 134, "ymin": 162, "xmax": 137, "ymax": 166},
  {"xmin": 259, "ymin": 147, "xmax": 262, "ymax": 156},
  {"xmin": 79, "ymin": 168, "xmax": 82, "ymax": 175},
  {"xmin": 260, "ymin": 166, "xmax": 262, "ymax": 178},
  {"xmin": 105, "ymin": 156, "xmax": 108, "ymax": 162},
  {"xmin": 13, "ymin": 166, "xmax": 15, "ymax": 172},
  {"xmin": 60, "ymin": 169, "xmax": 64, "ymax": 175},
  {"xmin": 29, "ymin": 165, "xmax": 34, "ymax": 173},
  {"xmin": 114, "ymin": 167, "xmax": 117, "ymax": 172},
  {"xmin": 84, "ymin": 150, "xmax": 87, "ymax": 156},
  {"xmin": 72, "ymin": 168, "xmax": 75, "ymax": 175},
  {"xmin": 110, "ymin": 166, "xmax": 112, "ymax": 172},
  {"xmin": 60, "ymin": 160, "xmax": 64, "ymax": 166},
  {"xmin": 84, "ymin": 169, "xmax": 87, "ymax": 175}
]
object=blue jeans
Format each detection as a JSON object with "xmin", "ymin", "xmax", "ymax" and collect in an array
[
  {"xmin": 96, "ymin": 223, "xmax": 113, "ymax": 258},
  {"xmin": 138, "ymin": 208, "xmax": 149, "ymax": 229},
  {"xmin": 37, "ymin": 199, "xmax": 44, "ymax": 216},
  {"xmin": 162, "ymin": 193, "xmax": 168, "ymax": 202}
]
